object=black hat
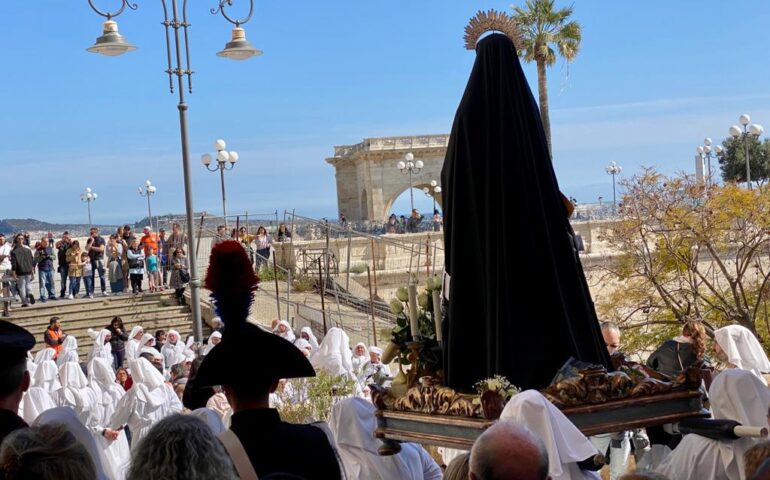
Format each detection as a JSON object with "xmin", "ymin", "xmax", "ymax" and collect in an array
[
  {"xmin": 0, "ymin": 320, "xmax": 35, "ymax": 368},
  {"xmin": 195, "ymin": 322, "xmax": 315, "ymax": 387}
]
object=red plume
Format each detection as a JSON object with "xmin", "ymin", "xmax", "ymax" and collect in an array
[{"xmin": 204, "ymin": 240, "xmax": 259, "ymax": 332}]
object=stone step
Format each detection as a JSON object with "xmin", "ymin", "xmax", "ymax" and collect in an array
[
  {"xmin": 20, "ymin": 308, "xmax": 190, "ymax": 332},
  {"xmin": 8, "ymin": 300, "xmax": 167, "ymax": 323},
  {"xmin": 12, "ymin": 304, "xmax": 186, "ymax": 328}
]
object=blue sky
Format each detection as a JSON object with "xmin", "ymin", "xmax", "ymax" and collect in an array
[{"xmin": 2, "ymin": 1, "xmax": 769, "ymax": 224}]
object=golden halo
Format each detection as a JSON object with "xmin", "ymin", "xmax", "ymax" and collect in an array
[{"xmin": 463, "ymin": 9, "xmax": 523, "ymax": 51}]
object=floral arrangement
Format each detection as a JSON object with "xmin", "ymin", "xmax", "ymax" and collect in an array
[
  {"xmin": 473, "ymin": 375, "xmax": 520, "ymax": 419},
  {"xmin": 389, "ymin": 276, "xmax": 443, "ymax": 375},
  {"xmin": 473, "ymin": 375, "xmax": 520, "ymax": 400}
]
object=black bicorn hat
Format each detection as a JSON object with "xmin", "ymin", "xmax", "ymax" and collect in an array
[{"xmin": 0, "ymin": 320, "xmax": 35, "ymax": 368}]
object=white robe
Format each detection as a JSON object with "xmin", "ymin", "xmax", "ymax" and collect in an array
[
  {"xmin": 34, "ymin": 347, "xmax": 57, "ymax": 364},
  {"xmin": 329, "ymin": 397, "xmax": 442, "ymax": 480},
  {"xmin": 160, "ymin": 330, "xmax": 185, "ymax": 369},
  {"xmin": 109, "ymin": 358, "xmax": 183, "ymax": 450},
  {"xmin": 125, "ymin": 326, "xmax": 144, "ymax": 362},
  {"xmin": 310, "ymin": 327, "xmax": 355, "ymax": 378},
  {"xmin": 89, "ymin": 329, "xmax": 113, "ymax": 364},
  {"xmin": 56, "ymin": 335, "xmax": 80, "ymax": 366},
  {"xmin": 656, "ymin": 369, "xmax": 770, "ymax": 480},
  {"xmin": 500, "ymin": 390, "xmax": 601, "ymax": 480},
  {"xmin": 300, "ymin": 326, "xmax": 320, "ymax": 352},
  {"xmin": 274, "ymin": 320, "xmax": 296, "ymax": 343},
  {"xmin": 714, "ymin": 325, "xmax": 770, "ymax": 385},
  {"xmin": 202, "ymin": 331, "xmax": 222, "ymax": 356},
  {"xmin": 89, "ymin": 357, "xmax": 131, "ymax": 480},
  {"xmin": 20, "ymin": 386, "xmax": 57, "ymax": 424}
]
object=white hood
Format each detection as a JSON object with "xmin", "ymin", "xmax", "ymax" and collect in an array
[{"xmin": 714, "ymin": 325, "xmax": 770, "ymax": 383}]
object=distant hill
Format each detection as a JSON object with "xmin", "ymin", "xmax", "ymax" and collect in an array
[{"xmin": 0, "ymin": 218, "xmax": 120, "ymax": 236}]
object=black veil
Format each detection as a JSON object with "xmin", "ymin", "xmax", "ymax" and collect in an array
[{"xmin": 441, "ymin": 33, "xmax": 611, "ymax": 391}]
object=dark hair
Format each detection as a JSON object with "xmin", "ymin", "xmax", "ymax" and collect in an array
[
  {"xmin": 48, "ymin": 317, "xmax": 60, "ymax": 328},
  {"xmin": 0, "ymin": 362, "xmax": 27, "ymax": 398},
  {"xmin": 110, "ymin": 317, "xmax": 124, "ymax": 330},
  {"xmin": 155, "ymin": 329, "xmax": 166, "ymax": 338},
  {"xmin": 257, "ymin": 226, "xmax": 267, "ymax": 235}
]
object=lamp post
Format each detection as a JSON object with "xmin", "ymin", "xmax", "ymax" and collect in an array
[
  {"xmin": 138, "ymin": 180, "xmax": 157, "ymax": 231},
  {"xmin": 729, "ymin": 114, "xmax": 764, "ymax": 190},
  {"xmin": 80, "ymin": 188, "xmax": 98, "ymax": 230},
  {"xmin": 201, "ymin": 139, "xmax": 239, "ymax": 229},
  {"xmin": 397, "ymin": 152, "xmax": 424, "ymax": 212},
  {"xmin": 605, "ymin": 161, "xmax": 622, "ymax": 213},
  {"xmin": 422, "ymin": 180, "xmax": 442, "ymax": 214},
  {"xmin": 696, "ymin": 138, "xmax": 724, "ymax": 192},
  {"xmin": 84, "ymin": 0, "xmax": 261, "ymax": 341}
]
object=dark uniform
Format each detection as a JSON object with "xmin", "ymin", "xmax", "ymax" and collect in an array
[
  {"xmin": 195, "ymin": 241, "xmax": 342, "ymax": 480},
  {"xmin": 0, "ymin": 320, "xmax": 35, "ymax": 445}
]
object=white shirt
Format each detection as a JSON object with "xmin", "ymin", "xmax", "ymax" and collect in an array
[{"xmin": 0, "ymin": 243, "xmax": 11, "ymax": 271}]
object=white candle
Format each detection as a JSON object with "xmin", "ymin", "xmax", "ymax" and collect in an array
[
  {"xmin": 408, "ymin": 283, "xmax": 419, "ymax": 339},
  {"xmin": 432, "ymin": 288, "xmax": 443, "ymax": 343}
]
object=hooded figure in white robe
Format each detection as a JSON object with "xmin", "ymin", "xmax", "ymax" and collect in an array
[
  {"xmin": 21, "ymin": 360, "xmax": 61, "ymax": 424},
  {"xmin": 56, "ymin": 362, "xmax": 99, "ymax": 417},
  {"xmin": 88, "ymin": 329, "xmax": 113, "ymax": 364},
  {"xmin": 124, "ymin": 326, "xmax": 144, "ymax": 362},
  {"xmin": 311, "ymin": 327, "xmax": 355, "ymax": 379},
  {"xmin": 329, "ymin": 397, "xmax": 442, "ymax": 480},
  {"xmin": 300, "ymin": 326, "xmax": 320, "ymax": 352},
  {"xmin": 56, "ymin": 335, "xmax": 80, "ymax": 366},
  {"xmin": 160, "ymin": 329, "xmax": 185, "ymax": 368},
  {"xmin": 713, "ymin": 325, "xmax": 770, "ymax": 385},
  {"xmin": 35, "ymin": 407, "xmax": 110, "ymax": 480},
  {"xmin": 274, "ymin": 320, "xmax": 296, "ymax": 343},
  {"xmin": 351, "ymin": 342, "xmax": 369, "ymax": 376},
  {"xmin": 88, "ymin": 357, "xmax": 131, "ymax": 480},
  {"xmin": 655, "ymin": 368, "xmax": 770, "ymax": 480},
  {"xmin": 500, "ymin": 390, "xmax": 601, "ymax": 480},
  {"xmin": 202, "ymin": 331, "xmax": 222, "ymax": 356},
  {"xmin": 293, "ymin": 338, "xmax": 313, "ymax": 358},
  {"xmin": 109, "ymin": 357, "xmax": 183, "ymax": 450},
  {"xmin": 360, "ymin": 346, "xmax": 391, "ymax": 386},
  {"xmin": 33, "ymin": 347, "xmax": 57, "ymax": 364}
]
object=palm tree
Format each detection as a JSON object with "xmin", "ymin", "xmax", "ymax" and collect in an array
[{"xmin": 511, "ymin": 0, "xmax": 581, "ymax": 155}]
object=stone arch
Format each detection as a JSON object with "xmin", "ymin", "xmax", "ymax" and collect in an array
[
  {"xmin": 326, "ymin": 135, "xmax": 449, "ymax": 223},
  {"xmin": 382, "ymin": 183, "xmax": 443, "ymax": 219}
]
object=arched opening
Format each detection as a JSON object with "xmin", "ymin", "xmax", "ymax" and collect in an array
[{"xmin": 384, "ymin": 185, "xmax": 442, "ymax": 222}]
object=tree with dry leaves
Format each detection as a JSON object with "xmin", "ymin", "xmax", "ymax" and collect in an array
[{"xmin": 594, "ymin": 168, "xmax": 770, "ymax": 353}]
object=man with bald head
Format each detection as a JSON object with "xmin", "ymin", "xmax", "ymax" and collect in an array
[{"xmin": 469, "ymin": 421, "xmax": 550, "ymax": 480}]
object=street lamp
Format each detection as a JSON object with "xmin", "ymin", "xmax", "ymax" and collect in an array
[
  {"xmin": 397, "ymin": 152, "xmax": 424, "ymax": 212},
  {"xmin": 138, "ymin": 180, "xmax": 157, "ymax": 232},
  {"xmin": 80, "ymin": 187, "xmax": 98, "ymax": 230},
  {"xmin": 696, "ymin": 138, "xmax": 725, "ymax": 191},
  {"xmin": 202, "ymin": 139, "xmax": 239, "ymax": 229},
  {"xmin": 84, "ymin": 0, "xmax": 260, "ymax": 341},
  {"xmin": 605, "ymin": 161, "xmax": 622, "ymax": 213},
  {"xmin": 422, "ymin": 180, "xmax": 442, "ymax": 214},
  {"xmin": 729, "ymin": 114, "xmax": 764, "ymax": 190}
]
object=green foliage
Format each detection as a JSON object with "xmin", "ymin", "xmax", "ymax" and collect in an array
[
  {"xmin": 292, "ymin": 274, "xmax": 315, "ymax": 293},
  {"xmin": 388, "ymin": 283, "xmax": 443, "ymax": 373},
  {"xmin": 258, "ymin": 264, "xmax": 287, "ymax": 282},
  {"xmin": 718, "ymin": 136, "xmax": 770, "ymax": 184},
  {"xmin": 345, "ymin": 264, "xmax": 367, "ymax": 274},
  {"xmin": 511, "ymin": 0, "xmax": 582, "ymax": 66},
  {"xmin": 274, "ymin": 371, "xmax": 356, "ymax": 424}
]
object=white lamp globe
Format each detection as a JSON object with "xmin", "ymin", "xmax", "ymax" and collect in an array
[
  {"xmin": 750, "ymin": 124, "xmax": 764, "ymax": 136},
  {"xmin": 148, "ymin": 186, "xmax": 157, "ymax": 193},
  {"xmin": 201, "ymin": 153, "xmax": 212, "ymax": 166},
  {"xmin": 435, "ymin": 186, "xmax": 442, "ymax": 193},
  {"xmin": 146, "ymin": 180, "xmax": 152, "ymax": 186},
  {"xmin": 405, "ymin": 152, "xmax": 414, "ymax": 162},
  {"xmin": 696, "ymin": 146, "xmax": 704, "ymax": 155},
  {"xmin": 740, "ymin": 114, "xmax": 751, "ymax": 126},
  {"xmin": 229, "ymin": 151, "xmax": 239, "ymax": 163},
  {"xmin": 729, "ymin": 125, "xmax": 742, "ymax": 138},
  {"xmin": 704, "ymin": 137, "xmax": 712, "ymax": 146},
  {"xmin": 217, "ymin": 150, "xmax": 230, "ymax": 162},
  {"xmin": 715, "ymin": 145, "xmax": 724, "ymax": 154},
  {"xmin": 92, "ymin": 193, "xmax": 98, "ymax": 200},
  {"xmin": 86, "ymin": 187, "xmax": 92, "ymax": 193},
  {"xmin": 415, "ymin": 160, "xmax": 424, "ymax": 169},
  {"xmin": 215, "ymin": 139, "xmax": 227, "ymax": 151},
  {"xmin": 423, "ymin": 187, "xmax": 430, "ymax": 194},
  {"xmin": 430, "ymin": 180, "xmax": 438, "ymax": 187},
  {"xmin": 137, "ymin": 187, "xmax": 143, "ymax": 193},
  {"xmin": 704, "ymin": 145, "xmax": 712, "ymax": 154},
  {"xmin": 397, "ymin": 161, "xmax": 406, "ymax": 170}
]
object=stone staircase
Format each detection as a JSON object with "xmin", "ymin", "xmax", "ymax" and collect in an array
[{"xmin": 8, "ymin": 292, "xmax": 194, "ymax": 355}]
